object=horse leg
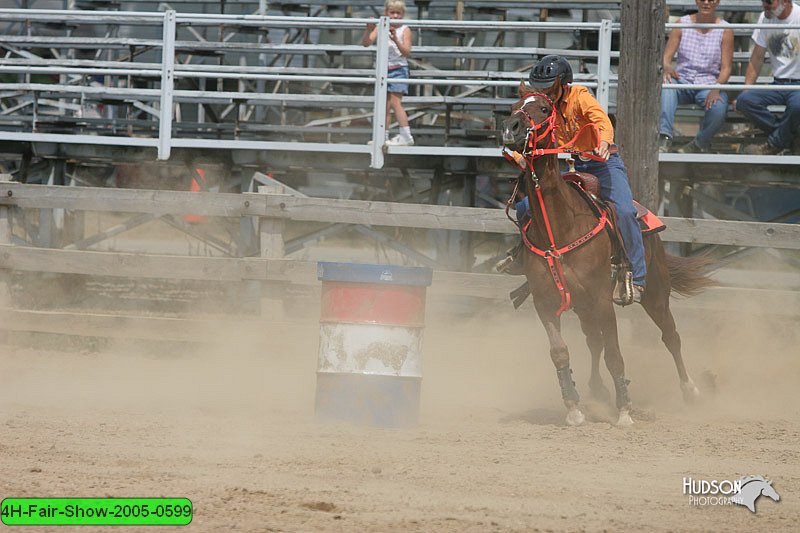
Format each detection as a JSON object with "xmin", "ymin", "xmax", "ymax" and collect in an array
[
  {"xmin": 642, "ymin": 295, "xmax": 700, "ymax": 402},
  {"xmin": 538, "ymin": 314, "xmax": 584, "ymax": 426},
  {"xmin": 578, "ymin": 314, "xmax": 611, "ymax": 403},
  {"xmin": 597, "ymin": 305, "xmax": 634, "ymax": 426}
]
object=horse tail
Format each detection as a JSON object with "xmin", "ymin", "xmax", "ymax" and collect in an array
[{"xmin": 665, "ymin": 253, "xmax": 717, "ymax": 297}]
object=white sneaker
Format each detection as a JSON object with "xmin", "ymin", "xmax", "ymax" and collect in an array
[{"xmin": 385, "ymin": 135, "xmax": 414, "ymax": 146}]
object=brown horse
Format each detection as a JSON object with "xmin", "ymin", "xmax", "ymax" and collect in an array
[{"xmin": 501, "ymin": 91, "xmax": 715, "ymax": 426}]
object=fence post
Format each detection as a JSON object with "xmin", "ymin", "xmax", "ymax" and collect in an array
[
  {"xmin": 158, "ymin": 9, "xmax": 177, "ymax": 160},
  {"xmin": 255, "ymin": 0, "xmax": 268, "ymax": 123},
  {"xmin": 617, "ymin": 0, "xmax": 664, "ymax": 210},
  {"xmin": 0, "ymin": 174, "xmax": 12, "ymax": 342},
  {"xmin": 258, "ymin": 185, "xmax": 286, "ymax": 320},
  {"xmin": 369, "ymin": 16, "xmax": 391, "ymax": 170},
  {"xmin": 596, "ymin": 18, "xmax": 613, "ymax": 111}
]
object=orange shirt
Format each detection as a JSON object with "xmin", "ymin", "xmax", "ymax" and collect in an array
[{"xmin": 554, "ymin": 85, "xmax": 614, "ymax": 151}]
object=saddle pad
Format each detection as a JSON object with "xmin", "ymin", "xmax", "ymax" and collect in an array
[{"xmin": 633, "ymin": 200, "xmax": 666, "ymax": 234}]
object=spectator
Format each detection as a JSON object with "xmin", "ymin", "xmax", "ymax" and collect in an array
[
  {"xmin": 362, "ymin": 0, "xmax": 415, "ymax": 146},
  {"xmin": 736, "ymin": 0, "xmax": 800, "ymax": 155},
  {"xmin": 659, "ymin": 0, "xmax": 734, "ymax": 154}
]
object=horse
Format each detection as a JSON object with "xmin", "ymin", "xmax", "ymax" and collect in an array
[
  {"xmin": 500, "ymin": 89, "xmax": 715, "ymax": 426},
  {"xmin": 732, "ymin": 476, "xmax": 781, "ymax": 513}
]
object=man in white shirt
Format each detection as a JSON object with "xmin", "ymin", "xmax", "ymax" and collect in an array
[{"xmin": 735, "ymin": 0, "xmax": 800, "ymax": 154}]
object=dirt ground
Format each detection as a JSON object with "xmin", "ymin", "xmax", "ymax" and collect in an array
[{"xmin": 1, "ymin": 286, "xmax": 798, "ymax": 532}]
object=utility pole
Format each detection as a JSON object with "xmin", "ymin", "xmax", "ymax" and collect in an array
[{"xmin": 616, "ymin": 0, "xmax": 665, "ymax": 210}]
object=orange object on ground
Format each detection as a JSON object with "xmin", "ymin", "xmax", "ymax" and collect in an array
[{"xmin": 183, "ymin": 168, "xmax": 207, "ymax": 224}]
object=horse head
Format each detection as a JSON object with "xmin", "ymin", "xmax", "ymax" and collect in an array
[
  {"xmin": 501, "ymin": 83, "xmax": 558, "ymax": 155},
  {"xmin": 734, "ymin": 476, "xmax": 781, "ymax": 512},
  {"xmin": 760, "ymin": 479, "xmax": 781, "ymax": 502}
]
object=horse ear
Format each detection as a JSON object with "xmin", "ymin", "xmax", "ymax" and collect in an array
[{"xmin": 518, "ymin": 80, "xmax": 529, "ymax": 98}]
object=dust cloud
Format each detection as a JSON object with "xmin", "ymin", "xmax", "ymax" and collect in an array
[{"xmin": 1, "ymin": 245, "xmax": 798, "ymax": 531}]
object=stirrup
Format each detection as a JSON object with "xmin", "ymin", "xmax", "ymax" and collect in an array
[
  {"xmin": 613, "ymin": 270, "xmax": 633, "ymax": 306},
  {"xmin": 495, "ymin": 255, "xmax": 515, "ymax": 273},
  {"xmin": 495, "ymin": 245, "xmax": 525, "ymax": 275}
]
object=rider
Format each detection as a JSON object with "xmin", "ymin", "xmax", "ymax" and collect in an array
[{"xmin": 499, "ymin": 55, "xmax": 647, "ymax": 303}]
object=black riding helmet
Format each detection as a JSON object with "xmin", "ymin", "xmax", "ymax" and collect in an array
[{"xmin": 529, "ymin": 55, "xmax": 573, "ymax": 89}]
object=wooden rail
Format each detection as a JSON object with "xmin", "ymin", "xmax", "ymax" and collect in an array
[
  {"xmin": 0, "ymin": 182, "xmax": 797, "ymax": 344},
  {"xmin": 1, "ymin": 184, "xmax": 798, "ymax": 249},
  {"xmin": 0, "ymin": 266, "xmax": 797, "ymax": 344}
]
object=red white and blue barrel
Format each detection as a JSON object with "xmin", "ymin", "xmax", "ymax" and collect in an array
[{"xmin": 315, "ymin": 262, "xmax": 433, "ymax": 427}]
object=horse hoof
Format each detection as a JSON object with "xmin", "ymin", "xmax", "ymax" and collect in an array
[
  {"xmin": 616, "ymin": 409, "xmax": 634, "ymax": 427},
  {"xmin": 565, "ymin": 408, "xmax": 585, "ymax": 426},
  {"xmin": 681, "ymin": 380, "xmax": 701, "ymax": 404}
]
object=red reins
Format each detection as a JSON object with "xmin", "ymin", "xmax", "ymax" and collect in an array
[{"xmin": 506, "ymin": 92, "xmax": 610, "ymax": 316}]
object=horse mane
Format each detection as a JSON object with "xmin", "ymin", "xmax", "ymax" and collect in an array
[
  {"xmin": 739, "ymin": 475, "xmax": 769, "ymax": 486},
  {"xmin": 665, "ymin": 253, "xmax": 718, "ymax": 297}
]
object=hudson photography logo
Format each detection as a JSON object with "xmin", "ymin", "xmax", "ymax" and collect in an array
[{"xmin": 683, "ymin": 475, "xmax": 781, "ymax": 513}]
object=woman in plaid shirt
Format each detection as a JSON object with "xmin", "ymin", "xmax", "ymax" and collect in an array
[{"xmin": 659, "ymin": 0, "xmax": 734, "ymax": 154}]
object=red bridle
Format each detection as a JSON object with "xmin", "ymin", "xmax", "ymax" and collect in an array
[
  {"xmin": 503, "ymin": 91, "xmax": 604, "ymax": 166},
  {"xmin": 503, "ymin": 91, "xmax": 610, "ymax": 316},
  {"xmin": 515, "ymin": 92, "xmax": 559, "ymax": 157}
]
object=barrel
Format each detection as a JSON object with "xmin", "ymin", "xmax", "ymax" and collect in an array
[{"xmin": 315, "ymin": 262, "xmax": 433, "ymax": 427}]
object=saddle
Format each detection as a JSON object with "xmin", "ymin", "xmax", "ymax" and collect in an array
[
  {"xmin": 508, "ymin": 170, "xmax": 666, "ymax": 309},
  {"xmin": 562, "ymin": 170, "xmax": 666, "ymax": 235}
]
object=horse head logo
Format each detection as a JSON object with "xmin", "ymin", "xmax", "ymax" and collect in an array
[{"xmin": 732, "ymin": 476, "xmax": 781, "ymax": 513}]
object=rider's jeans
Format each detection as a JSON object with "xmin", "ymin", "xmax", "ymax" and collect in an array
[
  {"xmin": 574, "ymin": 153, "xmax": 647, "ymax": 286},
  {"xmin": 515, "ymin": 197, "xmax": 529, "ymax": 222},
  {"xmin": 660, "ymin": 79, "xmax": 728, "ymax": 149},
  {"xmin": 736, "ymin": 81, "xmax": 800, "ymax": 150}
]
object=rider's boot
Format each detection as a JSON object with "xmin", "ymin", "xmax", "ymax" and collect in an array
[{"xmin": 632, "ymin": 283, "xmax": 645, "ymax": 304}]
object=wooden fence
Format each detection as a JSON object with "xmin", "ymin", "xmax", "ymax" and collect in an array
[{"xmin": 0, "ymin": 181, "xmax": 798, "ymax": 342}]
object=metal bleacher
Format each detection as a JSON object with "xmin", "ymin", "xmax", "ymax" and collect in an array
[
  {"xmin": 0, "ymin": 4, "xmax": 607, "ymax": 170},
  {"xmin": 1, "ymin": 1, "xmax": 800, "ymax": 179}
]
